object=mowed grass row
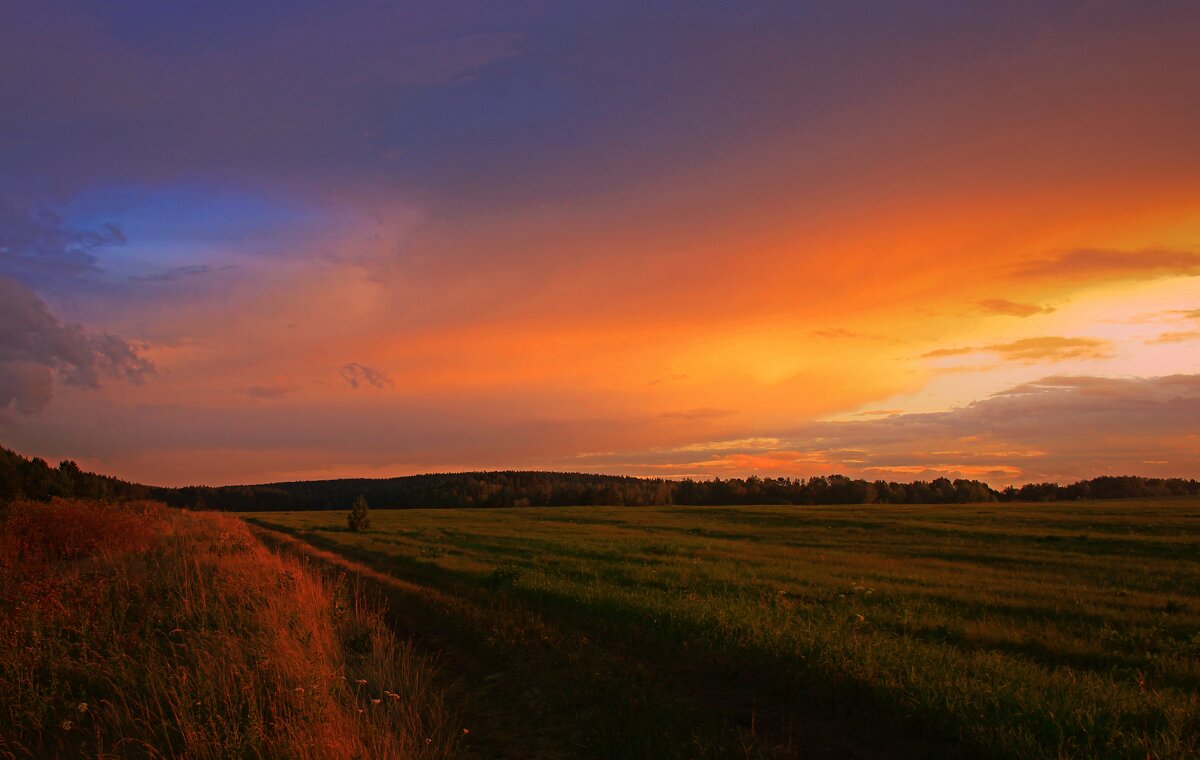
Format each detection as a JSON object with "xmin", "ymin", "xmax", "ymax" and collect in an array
[{"xmin": 248, "ymin": 500, "xmax": 1200, "ymax": 759}]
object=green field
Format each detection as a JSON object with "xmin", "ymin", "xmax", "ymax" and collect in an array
[{"xmin": 245, "ymin": 500, "xmax": 1200, "ymax": 759}]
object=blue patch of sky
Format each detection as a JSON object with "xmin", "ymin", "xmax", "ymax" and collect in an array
[{"xmin": 60, "ymin": 182, "xmax": 341, "ymax": 277}]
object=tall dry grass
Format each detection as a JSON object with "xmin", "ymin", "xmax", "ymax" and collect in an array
[{"xmin": 0, "ymin": 498, "xmax": 457, "ymax": 759}]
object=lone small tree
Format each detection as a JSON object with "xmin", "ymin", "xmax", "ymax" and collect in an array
[{"xmin": 347, "ymin": 494, "xmax": 371, "ymax": 531}]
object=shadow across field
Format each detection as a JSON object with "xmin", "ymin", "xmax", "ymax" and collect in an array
[
  {"xmin": 246, "ymin": 501, "xmax": 1200, "ymax": 760},
  {"xmin": 248, "ymin": 520, "xmax": 936, "ymax": 760}
]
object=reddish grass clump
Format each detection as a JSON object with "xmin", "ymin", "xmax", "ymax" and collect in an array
[
  {"xmin": 0, "ymin": 499, "xmax": 166, "ymax": 622},
  {"xmin": 0, "ymin": 497, "xmax": 163, "ymax": 564}
]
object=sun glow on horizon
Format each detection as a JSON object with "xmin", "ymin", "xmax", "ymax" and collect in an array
[{"xmin": 1, "ymin": 1, "xmax": 1199, "ymax": 486}]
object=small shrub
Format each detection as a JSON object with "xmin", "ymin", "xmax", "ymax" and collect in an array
[
  {"xmin": 348, "ymin": 495, "xmax": 371, "ymax": 532},
  {"xmin": 489, "ymin": 563, "xmax": 523, "ymax": 589}
]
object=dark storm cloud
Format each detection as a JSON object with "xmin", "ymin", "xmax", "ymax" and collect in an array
[
  {"xmin": 0, "ymin": 1, "xmax": 524, "ymax": 199},
  {"xmin": 0, "ymin": 277, "xmax": 153, "ymax": 413},
  {"xmin": 6, "ymin": 1, "xmax": 1153, "ymax": 211}
]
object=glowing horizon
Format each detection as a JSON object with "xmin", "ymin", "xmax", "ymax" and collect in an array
[{"xmin": 2, "ymin": 1, "xmax": 1198, "ymax": 487}]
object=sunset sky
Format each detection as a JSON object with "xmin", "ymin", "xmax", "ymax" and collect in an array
[{"xmin": 2, "ymin": 1, "xmax": 1198, "ymax": 487}]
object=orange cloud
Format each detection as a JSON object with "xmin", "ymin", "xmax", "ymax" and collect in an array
[
  {"xmin": 810, "ymin": 328, "xmax": 862, "ymax": 339},
  {"xmin": 660, "ymin": 408, "xmax": 736, "ymax": 421},
  {"xmin": 1013, "ymin": 248, "xmax": 1200, "ymax": 283},
  {"xmin": 976, "ymin": 298, "xmax": 1055, "ymax": 317},
  {"xmin": 1148, "ymin": 331, "xmax": 1200, "ymax": 344},
  {"xmin": 923, "ymin": 336, "xmax": 1112, "ymax": 363},
  {"xmin": 986, "ymin": 337, "xmax": 1113, "ymax": 362},
  {"xmin": 922, "ymin": 347, "xmax": 978, "ymax": 359},
  {"xmin": 571, "ymin": 375, "xmax": 1200, "ymax": 485}
]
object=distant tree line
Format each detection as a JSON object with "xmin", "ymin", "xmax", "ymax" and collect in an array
[
  {"xmin": 0, "ymin": 446, "xmax": 152, "ymax": 504},
  {"xmin": 995, "ymin": 476, "xmax": 1200, "ymax": 502},
  {"xmin": 159, "ymin": 471, "xmax": 677, "ymax": 511},
  {"xmin": 2, "ymin": 445, "xmax": 1198, "ymax": 510},
  {"xmin": 130, "ymin": 471, "xmax": 1200, "ymax": 510}
]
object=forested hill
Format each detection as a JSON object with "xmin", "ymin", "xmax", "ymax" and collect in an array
[
  {"xmin": 0, "ymin": 445, "xmax": 152, "ymax": 504},
  {"xmin": 165, "ymin": 471, "xmax": 673, "ymax": 511},
  {"xmin": 2, "ymin": 445, "xmax": 1198, "ymax": 509},
  {"xmin": 158, "ymin": 472, "xmax": 1200, "ymax": 510}
]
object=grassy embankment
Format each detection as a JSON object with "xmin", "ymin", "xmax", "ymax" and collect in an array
[
  {"xmin": 248, "ymin": 500, "xmax": 1200, "ymax": 760},
  {"xmin": 0, "ymin": 498, "xmax": 457, "ymax": 759}
]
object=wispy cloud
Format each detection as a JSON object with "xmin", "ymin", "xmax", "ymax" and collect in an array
[
  {"xmin": 985, "ymin": 337, "xmax": 1113, "ymax": 362},
  {"xmin": 130, "ymin": 264, "xmax": 226, "ymax": 283},
  {"xmin": 660, "ymin": 407, "xmax": 736, "ymax": 421},
  {"xmin": 1013, "ymin": 248, "xmax": 1200, "ymax": 282},
  {"xmin": 248, "ymin": 378, "xmax": 299, "ymax": 400},
  {"xmin": 0, "ymin": 202, "xmax": 124, "ymax": 286},
  {"xmin": 341, "ymin": 362, "xmax": 394, "ymax": 390},
  {"xmin": 668, "ymin": 437, "xmax": 786, "ymax": 453},
  {"xmin": 380, "ymin": 32, "xmax": 521, "ymax": 86},
  {"xmin": 922, "ymin": 346, "xmax": 977, "ymax": 358},
  {"xmin": 1148, "ymin": 330, "xmax": 1200, "ymax": 344},
  {"xmin": 923, "ymin": 336, "xmax": 1112, "ymax": 363},
  {"xmin": 976, "ymin": 298, "xmax": 1055, "ymax": 317},
  {"xmin": 811, "ymin": 327, "xmax": 860, "ymax": 339}
]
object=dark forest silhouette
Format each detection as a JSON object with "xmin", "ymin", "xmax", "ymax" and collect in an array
[{"xmin": 2, "ymin": 445, "xmax": 1197, "ymax": 510}]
